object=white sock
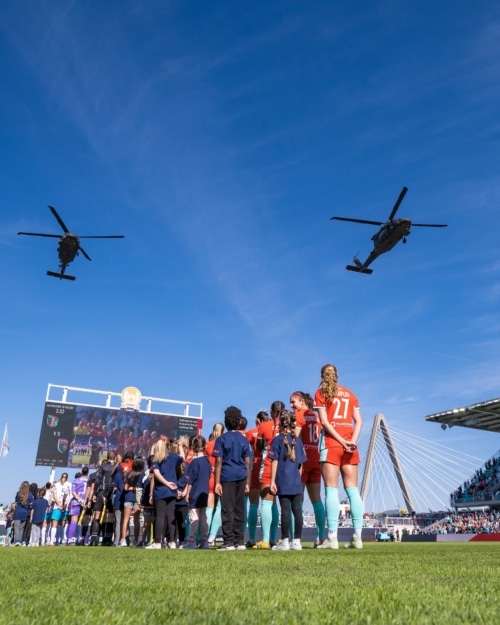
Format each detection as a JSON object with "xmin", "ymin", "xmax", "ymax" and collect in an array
[{"xmin": 328, "ymin": 532, "xmax": 338, "ymax": 540}]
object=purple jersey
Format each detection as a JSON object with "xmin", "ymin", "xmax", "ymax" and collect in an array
[{"xmin": 68, "ymin": 476, "xmax": 87, "ymax": 516}]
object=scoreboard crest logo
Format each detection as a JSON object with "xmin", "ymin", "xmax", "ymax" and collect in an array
[{"xmin": 120, "ymin": 386, "xmax": 142, "ymax": 410}]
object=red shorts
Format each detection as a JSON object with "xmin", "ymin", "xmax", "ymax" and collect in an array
[
  {"xmin": 301, "ymin": 459, "xmax": 321, "ymax": 484},
  {"xmin": 250, "ymin": 464, "xmax": 261, "ymax": 490},
  {"xmin": 260, "ymin": 457, "xmax": 271, "ymax": 486},
  {"xmin": 320, "ymin": 445, "xmax": 360, "ymax": 466}
]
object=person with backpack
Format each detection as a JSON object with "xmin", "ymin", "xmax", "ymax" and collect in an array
[{"xmin": 89, "ymin": 451, "xmax": 116, "ymax": 546}]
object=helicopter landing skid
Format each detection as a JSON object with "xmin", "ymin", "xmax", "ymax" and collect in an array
[
  {"xmin": 47, "ymin": 270, "xmax": 76, "ymax": 281},
  {"xmin": 346, "ymin": 265, "xmax": 373, "ymax": 274}
]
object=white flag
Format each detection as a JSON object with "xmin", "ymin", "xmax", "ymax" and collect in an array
[{"xmin": 0, "ymin": 423, "xmax": 8, "ymax": 459}]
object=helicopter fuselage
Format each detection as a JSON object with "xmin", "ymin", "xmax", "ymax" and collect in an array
[
  {"xmin": 58, "ymin": 234, "xmax": 80, "ymax": 266},
  {"xmin": 348, "ymin": 218, "xmax": 412, "ymax": 274},
  {"xmin": 370, "ymin": 218, "xmax": 411, "ymax": 255},
  {"xmin": 333, "ymin": 186, "xmax": 447, "ymax": 274}
]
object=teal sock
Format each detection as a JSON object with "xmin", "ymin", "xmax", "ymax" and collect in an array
[
  {"xmin": 209, "ymin": 500, "xmax": 221, "ymax": 541},
  {"xmin": 346, "ymin": 487, "xmax": 364, "ymax": 531},
  {"xmin": 261, "ymin": 500, "xmax": 273, "ymax": 543},
  {"xmin": 313, "ymin": 500, "xmax": 326, "ymax": 542},
  {"xmin": 206, "ymin": 507, "xmax": 214, "ymax": 536},
  {"xmin": 270, "ymin": 502, "xmax": 279, "ymax": 543},
  {"xmin": 248, "ymin": 504, "xmax": 259, "ymax": 542},
  {"xmin": 325, "ymin": 487, "xmax": 340, "ymax": 533}
]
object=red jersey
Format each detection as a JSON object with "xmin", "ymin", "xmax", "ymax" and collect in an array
[
  {"xmin": 315, "ymin": 385, "xmax": 359, "ymax": 447},
  {"xmin": 206, "ymin": 439, "xmax": 216, "ymax": 468},
  {"xmin": 295, "ymin": 408, "xmax": 321, "ymax": 462},
  {"xmin": 257, "ymin": 419, "xmax": 280, "ymax": 484},
  {"xmin": 246, "ymin": 427, "xmax": 262, "ymax": 460}
]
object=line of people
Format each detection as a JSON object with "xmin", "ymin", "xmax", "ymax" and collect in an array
[{"xmin": 6, "ymin": 363, "xmax": 365, "ymax": 551}]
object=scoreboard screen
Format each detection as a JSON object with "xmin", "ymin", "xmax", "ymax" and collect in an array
[{"xmin": 35, "ymin": 401, "xmax": 201, "ymax": 468}]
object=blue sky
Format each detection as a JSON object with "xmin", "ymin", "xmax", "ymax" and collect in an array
[{"xmin": 1, "ymin": 1, "xmax": 499, "ymax": 507}]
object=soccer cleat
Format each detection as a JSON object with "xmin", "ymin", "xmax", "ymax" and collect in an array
[
  {"xmin": 252, "ymin": 541, "xmax": 269, "ymax": 549},
  {"xmin": 345, "ymin": 537, "xmax": 363, "ymax": 549},
  {"xmin": 272, "ymin": 542, "xmax": 290, "ymax": 551},
  {"xmin": 245, "ymin": 540, "xmax": 256, "ymax": 548},
  {"xmin": 145, "ymin": 542, "xmax": 162, "ymax": 550},
  {"xmin": 317, "ymin": 536, "xmax": 339, "ymax": 549},
  {"xmin": 217, "ymin": 545, "xmax": 236, "ymax": 551},
  {"xmin": 313, "ymin": 540, "xmax": 324, "ymax": 548}
]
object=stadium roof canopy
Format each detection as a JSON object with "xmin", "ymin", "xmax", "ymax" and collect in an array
[{"xmin": 425, "ymin": 397, "xmax": 500, "ymax": 434}]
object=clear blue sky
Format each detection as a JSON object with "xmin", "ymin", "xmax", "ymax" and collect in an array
[{"xmin": 1, "ymin": 1, "xmax": 499, "ymax": 506}]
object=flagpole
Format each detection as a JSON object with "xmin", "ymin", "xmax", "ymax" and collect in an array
[{"xmin": 0, "ymin": 423, "xmax": 8, "ymax": 459}]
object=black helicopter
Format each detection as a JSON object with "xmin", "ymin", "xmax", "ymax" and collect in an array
[
  {"xmin": 331, "ymin": 187, "xmax": 447, "ymax": 274},
  {"xmin": 18, "ymin": 206, "xmax": 125, "ymax": 280}
]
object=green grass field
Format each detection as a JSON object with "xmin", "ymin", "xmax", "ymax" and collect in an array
[{"xmin": 1, "ymin": 542, "xmax": 498, "ymax": 625}]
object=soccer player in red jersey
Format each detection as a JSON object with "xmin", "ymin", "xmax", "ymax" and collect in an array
[
  {"xmin": 291, "ymin": 391, "xmax": 325, "ymax": 546},
  {"xmin": 315, "ymin": 364, "xmax": 364, "ymax": 550},
  {"xmin": 253, "ymin": 401, "xmax": 283, "ymax": 549},
  {"xmin": 245, "ymin": 410, "xmax": 269, "ymax": 547}
]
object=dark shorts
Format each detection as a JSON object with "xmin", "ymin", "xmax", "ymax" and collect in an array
[{"xmin": 92, "ymin": 493, "xmax": 113, "ymax": 513}]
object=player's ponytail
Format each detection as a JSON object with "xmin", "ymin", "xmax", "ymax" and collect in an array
[{"xmin": 280, "ymin": 410, "xmax": 296, "ymax": 462}]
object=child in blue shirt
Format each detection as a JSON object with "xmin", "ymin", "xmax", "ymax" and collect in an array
[
  {"xmin": 183, "ymin": 435, "xmax": 212, "ymax": 548},
  {"xmin": 213, "ymin": 406, "xmax": 251, "ymax": 550},
  {"xmin": 29, "ymin": 487, "xmax": 50, "ymax": 546},
  {"xmin": 269, "ymin": 410, "xmax": 307, "ymax": 551}
]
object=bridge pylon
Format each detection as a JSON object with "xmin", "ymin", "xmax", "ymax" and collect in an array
[{"xmin": 360, "ymin": 413, "xmax": 415, "ymax": 514}]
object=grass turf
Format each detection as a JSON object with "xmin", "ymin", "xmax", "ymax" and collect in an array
[{"xmin": 0, "ymin": 542, "xmax": 498, "ymax": 625}]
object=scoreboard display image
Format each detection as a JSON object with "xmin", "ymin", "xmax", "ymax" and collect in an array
[{"xmin": 35, "ymin": 401, "xmax": 201, "ymax": 468}]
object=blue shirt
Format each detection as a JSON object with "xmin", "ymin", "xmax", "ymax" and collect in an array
[
  {"xmin": 213, "ymin": 431, "xmax": 251, "ymax": 483},
  {"xmin": 31, "ymin": 497, "xmax": 49, "ymax": 524},
  {"xmin": 268, "ymin": 433, "xmax": 307, "ymax": 496},
  {"xmin": 151, "ymin": 452, "xmax": 183, "ymax": 499},
  {"xmin": 185, "ymin": 456, "xmax": 211, "ymax": 509},
  {"xmin": 112, "ymin": 464, "xmax": 124, "ymax": 509},
  {"xmin": 13, "ymin": 492, "xmax": 34, "ymax": 521}
]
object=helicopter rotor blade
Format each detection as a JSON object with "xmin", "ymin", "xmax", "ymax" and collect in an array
[
  {"xmin": 331, "ymin": 217, "xmax": 384, "ymax": 226},
  {"xmin": 388, "ymin": 186, "xmax": 408, "ymax": 221},
  {"xmin": 17, "ymin": 232, "xmax": 61, "ymax": 238},
  {"xmin": 78, "ymin": 235, "xmax": 125, "ymax": 239},
  {"xmin": 48, "ymin": 206, "xmax": 71, "ymax": 233},
  {"xmin": 79, "ymin": 246, "xmax": 92, "ymax": 261},
  {"xmin": 411, "ymin": 223, "xmax": 448, "ymax": 227}
]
